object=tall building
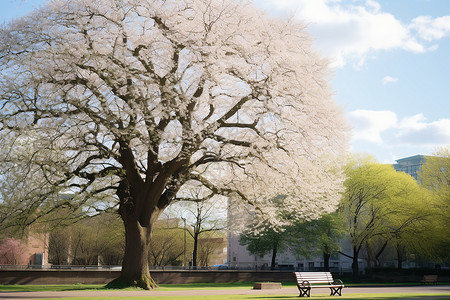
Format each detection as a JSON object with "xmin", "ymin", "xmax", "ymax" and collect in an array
[{"xmin": 393, "ymin": 155, "xmax": 426, "ymax": 181}]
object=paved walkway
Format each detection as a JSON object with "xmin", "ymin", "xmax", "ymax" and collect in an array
[{"xmin": 0, "ymin": 285, "xmax": 449, "ymax": 299}]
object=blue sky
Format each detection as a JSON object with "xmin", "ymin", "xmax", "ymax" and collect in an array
[
  {"xmin": 2, "ymin": 0, "xmax": 449, "ymax": 163},
  {"xmin": 253, "ymin": 0, "xmax": 450, "ymax": 163}
]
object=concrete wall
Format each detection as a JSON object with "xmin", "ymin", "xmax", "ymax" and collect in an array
[{"xmin": 0, "ymin": 270, "xmax": 296, "ymax": 285}]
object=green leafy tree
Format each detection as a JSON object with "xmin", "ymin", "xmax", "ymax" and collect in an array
[
  {"xmin": 239, "ymin": 223, "xmax": 286, "ymax": 270},
  {"xmin": 419, "ymin": 148, "xmax": 450, "ymax": 263},
  {"xmin": 287, "ymin": 212, "xmax": 345, "ymax": 271},
  {"xmin": 48, "ymin": 213, "xmax": 124, "ymax": 266},
  {"xmin": 340, "ymin": 157, "xmax": 432, "ymax": 278},
  {"xmin": 96, "ymin": 214, "xmax": 125, "ymax": 266},
  {"xmin": 384, "ymin": 185, "xmax": 433, "ymax": 270},
  {"xmin": 70, "ymin": 214, "xmax": 124, "ymax": 265},
  {"xmin": 149, "ymin": 223, "xmax": 187, "ymax": 267},
  {"xmin": 239, "ymin": 195, "xmax": 292, "ymax": 270}
]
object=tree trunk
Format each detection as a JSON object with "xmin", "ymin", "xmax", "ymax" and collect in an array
[
  {"xmin": 323, "ymin": 252, "xmax": 331, "ymax": 272},
  {"xmin": 396, "ymin": 244, "xmax": 404, "ymax": 271},
  {"xmin": 270, "ymin": 243, "xmax": 278, "ymax": 270},
  {"xmin": 352, "ymin": 246, "xmax": 360, "ymax": 281},
  {"xmin": 375, "ymin": 240, "xmax": 388, "ymax": 268},
  {"xmin": 107, "ymin": 183, "xmax": 160, "ymax": 290},
  {"xmin": 365, "ymin": 242, "xmax": 374, "ymax": 275},
  {"xmin": 107, "ymin": 213, "xmax": 157, "ymax": 289},
  {"xmin": 106, "ymin": 152, "xmax": 183, "ymax": 289},
  {"xmin": 192, "ymin": 232, "xmax": 199, "ymax": 269}
]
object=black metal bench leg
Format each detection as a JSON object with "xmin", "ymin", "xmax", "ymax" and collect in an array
[
  {"xmin": 330, "ymin": 287, "xmax": 342, "ymax": 296},
  {"xmin": 299, "ymin": 287, "xmax": 310, "ymax": 297}
]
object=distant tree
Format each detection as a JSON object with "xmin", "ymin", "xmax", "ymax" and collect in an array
[
  {"xmin": 48, "ymin": 229, "xmax": 70, "ymax": 265},
  {"xmin": 240, "ymin": 222, "xmax": 286, "ymax": 270},
  {"xmin": 0, "ymin": 0, "xmax": 348, "ymax": 288},
  {"xmin": 421, "ymin": 148, "xmax": 450, "ymax": 199},
  {"xmin": 197, "ymin": 234, "xmax": 226, "ymax": 267},
  {"xmin": 0, "ymin": 238, "xmax": 28, "ymax": 265},
  {"xmin": 70, "ymin": 222, "xmax": 102, "ymax": 265},
  {"xmin": 385, "ymin": 186, "xmax": 433, "ymax": 270},
  {"xmin": 97, "ymin": 214, "xmax": 125, "ymax": 266},
  {"xmin": 70, "ymin": 214, "xmax": 124, "ymax": 265},
  {"xmin": 340, "ymin": 157, "xmax": 431, "ymax": 278},
  {"xmin": 287, "ymin": 212, "xmax": 345, "ymax": 271},
  {"xmin": 419, "ymin": 147, "xmax": 450, "ymax": 263},
  {"xmin": 239, "ymin": 195, "xmax": 292, "ymax": 270},
  {"xmin": 362, "ymin": 235, "xmax": 389, "ymax": 270},
  {"xmin": 47, "ymin": 213, "xmax": 124, "ymax": 266},
  {"xmin": 176, "ymin": 190, "xmax": 226, "ymax": 268},
  {"xmin": 149, "ymin": 222, "xmax": 187, "ymax": 267}
]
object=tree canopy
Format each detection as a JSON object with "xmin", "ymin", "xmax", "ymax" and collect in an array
[
  {"xmin": 286, "ymin": 212, "xmax": 344, "ymax": 271},
  {"xmin": 419, "ymin": 148, "xmax": 450, "ymax": 263},
  {"xmin": 240, "ymin": 220, "xmax": 287, "ymax": 270},
  {"xmin": 0, "ymin": 0, "xmax": 349, "ymax": 288},
  {"xmin": 340, "ymin": 156, "xmax": 433, "ymax": 277}
]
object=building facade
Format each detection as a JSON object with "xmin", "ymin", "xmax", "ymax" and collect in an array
[
  {"xmin": 227, "ymin": 232, "xmax": 356, "ymax": 272},
  {"xmin": 393, "ymin": 154, "xmax": 427, "ymax": 181}
]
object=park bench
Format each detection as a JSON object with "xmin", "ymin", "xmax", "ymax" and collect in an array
[
  {"xmin": 421, "ymin": 275, "xmax": 438, "ymax": 285},
  {"xmin": 294, "ymin": 272, "xmax": 344, "ymax": 297}
]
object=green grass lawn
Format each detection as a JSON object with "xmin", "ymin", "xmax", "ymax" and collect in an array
[
  {"xmin": 34, "ymin": 294, "xmax": 450, "ymax": 300},
  {"xmin": 1, "ymin": 281, "xmax": 445, "ymax": 292}
]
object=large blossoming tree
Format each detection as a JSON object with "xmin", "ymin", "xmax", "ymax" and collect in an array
[{"xmin": 0, "ymin": 0, "xmax": 349, "ymax": 288}]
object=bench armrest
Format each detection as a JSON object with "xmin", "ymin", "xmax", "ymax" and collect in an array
[
  {"xmin": 298, "ymin": 280, "xmax": 311, "ymax": 288},
  {"xmin": 333, "ymin": 279, "xmax": 344, "ymax": 286}
]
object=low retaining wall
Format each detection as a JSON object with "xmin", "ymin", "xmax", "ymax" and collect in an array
[
  {"xmin": 253, "ymin": 282, "xmax": 282, "ymax": 289},
  {"xmin": 0, "ymin": 270, "xmax": 296, "ymax": 285}
]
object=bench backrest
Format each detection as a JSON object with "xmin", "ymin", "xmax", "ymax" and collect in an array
[
  {"xmin": 294, "ymin": 272, "xmax": 334, "ymax": 284},
  {"xmin": 423, "ymin": 275, "xmax": 438, "ymax": 280}
]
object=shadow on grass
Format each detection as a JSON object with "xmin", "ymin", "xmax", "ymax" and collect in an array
[
  {"xmin": 0, "ymin": 284, "xmax": 114, "ymax": 292},
  {"xmin": 0, "ymin": 282, "xmax": 256, "ymax": 292}
]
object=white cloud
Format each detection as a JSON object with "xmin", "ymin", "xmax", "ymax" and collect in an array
[
  {"xmin": 348, "ymin": 110, "xmax": 450, "ymax": 148},
  {"xmin": 254, "ymin": 0, "xmax": 449, "ymax": 68},
  {"xmin": 397, "ymin": 114, "xmax": 450, "ymax": 146},
  {"xmin": 410, "ymin": 16, "xmax": 450, "ymax": 41},
  {"xmin": 348, "ymin": 110, "xmax": 397, "ymax": 144},
  {"xmin": 382, "ymin": 76, "xmax": 398, "ymax": 85}
]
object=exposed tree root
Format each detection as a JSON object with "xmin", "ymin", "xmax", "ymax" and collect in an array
[{"xmin": 106, "ymin": 274, "xmax": 158, "ymax": 290}]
